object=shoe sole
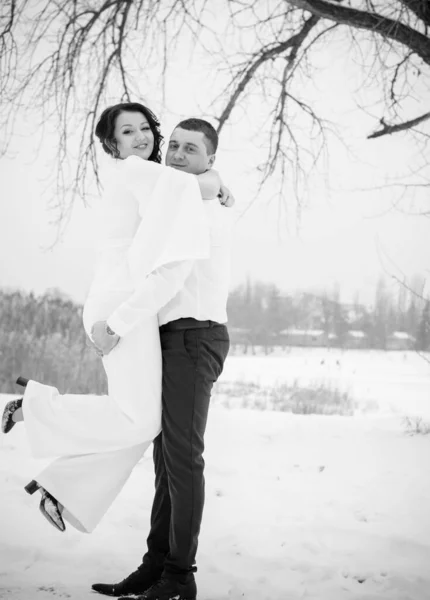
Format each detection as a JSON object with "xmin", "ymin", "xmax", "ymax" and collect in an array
[
  {"xmin": 91, "ymin": 582, "xmax": 160, "ymax": 597},
  {"xmin": 91, "ymin": 585, "xmax": 118, "ymax": 596}
]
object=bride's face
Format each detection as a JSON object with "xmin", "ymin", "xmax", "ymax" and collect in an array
[{"xmin": 114, "ymin": 111, "xmax": 155, "ymax": 160}]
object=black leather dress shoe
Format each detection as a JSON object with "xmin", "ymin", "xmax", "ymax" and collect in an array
[
  {"xmin": 118, "ymin": 575, "xmax": 197, "ymax": 600},
  {"xmin": 92, "ymin": 564, "xmax": 163, "ymax": 597}
]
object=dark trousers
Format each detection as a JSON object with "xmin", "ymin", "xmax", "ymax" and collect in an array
[{"xmin": 142, "ymin": 322, "xmax": 230, "ymax": 579}]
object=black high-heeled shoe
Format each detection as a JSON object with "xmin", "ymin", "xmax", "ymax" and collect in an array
[
  {"xmin": 25, "ymin": 480, "xmax": 66, "ymax": 532},
  {"xmin": 1, "ymin": 376, "xmax": 29, "ymax": 434},
  {"xmin": 1, "ymin": 398, "xmax": 23, "ymax": 434}
]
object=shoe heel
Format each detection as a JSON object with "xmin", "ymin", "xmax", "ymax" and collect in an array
[
  {"xmin": 16, "ymin": 377, "xmax": 29, "ymax": 388},
  {"xmin": 25, "ymin": 480, "xmax": 40, "ymax": 495}
]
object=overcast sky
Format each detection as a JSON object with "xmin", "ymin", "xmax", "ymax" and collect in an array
[{"xmin": 1, "ymin": 25, "xmax": 428, "ymax": 307}]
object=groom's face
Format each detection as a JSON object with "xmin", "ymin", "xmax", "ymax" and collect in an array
[{"xmin": 165, "ymin": 128, "xmax": 215, "ymax": 175}]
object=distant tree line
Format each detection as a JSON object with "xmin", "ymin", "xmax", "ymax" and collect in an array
[
  {"xmin": 227, "ymin": 276, "xmax": 430, "ymax": 352},
  {"xmin": 0, "ymin": 277, "xmax": 429, "ymax": 393},
  {"xmin": 0, "ymin": 288, "xmax": 107, "ymax": 394}
]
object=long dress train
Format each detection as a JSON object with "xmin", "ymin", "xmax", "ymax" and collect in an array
[{"xmin": 22, "ymin": 156, "xmax": 210, "ymax": 533}]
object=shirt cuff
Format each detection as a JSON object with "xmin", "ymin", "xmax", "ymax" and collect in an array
[{"xmin": 106, "ymin": 315, "xmax": 135, "ymax": 338}]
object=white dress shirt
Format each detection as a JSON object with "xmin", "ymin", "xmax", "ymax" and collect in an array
[{"xmin": 158, "ymin": 199, "xmax": 232, "ymax": 326}]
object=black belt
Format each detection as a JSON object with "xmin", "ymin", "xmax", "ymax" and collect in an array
[{"xmin": 159, "ymin": 317, "xmax": 221, "ymax": 333}]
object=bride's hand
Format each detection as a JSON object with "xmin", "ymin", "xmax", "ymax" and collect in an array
[
  {"xmin": 218, "ymin": 184, "xmax": 235, "ymax": 207},
  {"xmin": 90, "ymin": 321, "xmax": 120, "ymax": 356}
]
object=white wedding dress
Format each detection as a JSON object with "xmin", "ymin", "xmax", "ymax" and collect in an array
[{"xmin": 22, "ymin": 156, "xmax": 210, "ymax": 533}]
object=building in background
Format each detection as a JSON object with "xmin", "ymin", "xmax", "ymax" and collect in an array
[{"xmin": 386, "ymin": 331, "xmax": 416, "ymax": 351}]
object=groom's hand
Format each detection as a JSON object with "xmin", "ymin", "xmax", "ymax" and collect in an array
[
  {"xmin": 86, "ymin": 335, "xmax": 104, "ymax": 358},
  {"xmin": 91, "ymin": 321, "xmax": 121, "ymax": 356}
]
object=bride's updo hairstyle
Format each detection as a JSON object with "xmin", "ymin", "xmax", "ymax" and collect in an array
[{"xmin": 95, "ymin": 102, "xmax": 163, "ymax": 163}]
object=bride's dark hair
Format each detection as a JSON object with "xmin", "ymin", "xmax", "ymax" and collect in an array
[{"xmin": 95, "ymin": 102, "xmax": 163, "ymax": 163}]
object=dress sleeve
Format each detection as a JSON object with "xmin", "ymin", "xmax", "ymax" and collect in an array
[{"xmin": 106, "ymin": 260, "xmax": 194, "ymax": 337}]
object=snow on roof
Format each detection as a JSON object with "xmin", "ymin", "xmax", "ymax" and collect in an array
[
  {"xmin": 279, "ymin": 328, "xmax": 325, "ymax": 336},
  {"xmin": 229, "ymin": 327, "xmax": 251, "ymax": 334},
  {"xmin": 347, "ymin": 330, "xmax": 367, "ymax": 338},
  {"xmin": 389, "ymin": 331, "xmax": 415, "ymax": 340}
]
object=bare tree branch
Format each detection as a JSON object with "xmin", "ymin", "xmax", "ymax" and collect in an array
[
  {"xmin": 215, "ymin": 14, "xmax": 320, "ymax": 133},
  {"xmin": 368, "ymin": 109, "xmax": 430, "ymax": 138},
  {"xmin": 286, "ymin": 0, "xmax": 430, "ymax": 65}
]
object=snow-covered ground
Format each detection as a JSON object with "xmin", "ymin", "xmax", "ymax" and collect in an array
[
  {"xmin": 224, "ymin": 347, "xmax": 430, "ymax": 418},
  {"xmin": 1, "ymin": 349, "xmax": 429, "ymax": 600}
]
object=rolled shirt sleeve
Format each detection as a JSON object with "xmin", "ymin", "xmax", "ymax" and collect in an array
[{"xmin": 106, "ymin": 260, "xmax": 194, "ymax": 337}]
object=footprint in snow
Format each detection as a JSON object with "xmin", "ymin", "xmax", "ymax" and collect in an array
[
  {"xmin": 37, "ymin": 586, "xmax": 71, "ymax": 597},
  {"xmin": 342, "ymin": 570, "xmax": 388, "ymax": 585}
]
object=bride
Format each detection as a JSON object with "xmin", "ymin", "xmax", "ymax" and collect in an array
[{"xmin": 1, "ymin": 102, "xmax": 231, "ymax": 534}]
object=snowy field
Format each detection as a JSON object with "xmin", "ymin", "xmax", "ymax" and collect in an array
[{"xmin": 1, "ymin": 348, "xmax": 429, "ymax": 600}]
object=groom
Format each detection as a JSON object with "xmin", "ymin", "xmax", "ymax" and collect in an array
[{"xmin": 91, "ymin": 118, "xmax": 232, "ymax": 600}]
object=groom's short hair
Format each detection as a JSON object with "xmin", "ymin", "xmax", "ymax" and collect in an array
[{"xmin": 175, "ymin": 118, "xmax": 218, "ymax": 155}]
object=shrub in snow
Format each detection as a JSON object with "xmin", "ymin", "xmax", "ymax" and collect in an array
[
  {"xmin": 213, "ymin": 380, "xmax": 354, "ymax": 416},
  {"xmin": 402, "ymin": 416, "xmax": 430, "ymax": 436}
]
